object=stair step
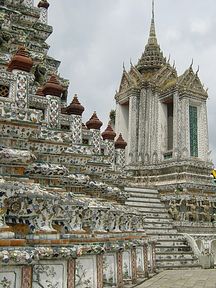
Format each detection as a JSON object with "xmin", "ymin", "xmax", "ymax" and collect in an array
[
  {"xmin": 126, "ymin": 201, "xmax": 163, "ymax": 207},
  {"xmin": 156, "ymin": 254, "xmax": 197, "ymax": 261},
  {"xmin": 127, "ymin": 206, "xmax": 168, "ymax": 213},
  {"xmin": 125, "ymin": 186, "xmax": 198, "ymax": 271},
  {"xmin": 128, "ymin": 193, "xmax": 160, "ymax": 199},
  {"xmin": 157, "ymin": 264, "xmax": 201, "ymax": 270},
  {"xmin": 126, "ymin": 197, "xmax": 161, "ymax": 203},
  {"xmin": 125, "ymin": 188, "xmax": 158, "ymax": 194}
]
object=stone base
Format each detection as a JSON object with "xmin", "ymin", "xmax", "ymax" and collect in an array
[
  {"xmin": 199, "ymin": 255, "xmax": 214, "ymax": 269},
  {"xmin": 128, "ymin": 159, "xmax": 214, "ymax": 191}
]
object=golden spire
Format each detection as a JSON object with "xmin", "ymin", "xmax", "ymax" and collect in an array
[{"xmin": 148, "ymin": 0, "xmax": 157, "ymax": 45}]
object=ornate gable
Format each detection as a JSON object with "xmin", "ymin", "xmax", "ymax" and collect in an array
[
  {"xmin": 128, "ymin": 65, "xmax": 142, "ymax": 86},
  {"xmin": 178, "ymin": 66, "xmax": 207, "ymax": 97},
  {"xmin": 118, "ymin": 70, "xmax": 133, "ymax": 93},
  {"xmin": 153, "ymin": 64, "xmax": 177, "ymax": 91}
]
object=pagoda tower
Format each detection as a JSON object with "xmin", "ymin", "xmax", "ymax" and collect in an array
[{"xmin": 115, "ymin": 1, "xmax": 213, "ymax": 191}]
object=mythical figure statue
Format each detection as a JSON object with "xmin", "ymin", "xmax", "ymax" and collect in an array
[
  {"xmin": 168, "ymin": 200, "xmax": 180, "ymax": 221},
  {"xmin": 199, "ymin": 199, "xmax": 211, "ymax": 222},
  {"xmin": 185, "ymin": 198, "xmax": 199, "ymax": 222}
]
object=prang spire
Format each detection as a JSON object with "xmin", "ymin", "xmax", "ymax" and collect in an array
[
  {"xmin": 148, "ymin": 0, "xmax": 158, "ymax": 45},
  {"xmin": 136, "ymin": 0, "xmax": 166, "ymax": 73}
]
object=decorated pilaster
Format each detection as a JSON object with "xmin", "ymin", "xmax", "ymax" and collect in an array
[
  {"xmin": 42, "ymin": 75, "xmax": 63, "ymax": 129},
  {"xmin": 67, "ymin": 259, "xmax": 76, "ymax": 288},
  {"xmin": 143, "ymin": 242, "xmax": 149, "ymax": 278},
  {"xmin": 63, "ymin": 95, "xmax": 84, "ymax": 144},
  {"xmin": 97, "ymin": 254, "xmax": 104, "ymax": 288},
  {"xmin": 131, "ymin": 247, "xmax": 137, "ymax": 284},
  {"xmin": 38, "ymin": 0, "xmax": 50, "ymax": 24},
  {"xmin": 21, "ymin": 266, "xmax": 32, "ymax": 288},
  {"xmin": 102, "ymin": 124, "xmax": 116, "ymax": 166},
  {"xmin": 128, "ymin": 91, "xmax": 139, "ymax": 164},
  {"xmin": 150, "ymin": 240, "xmax": 157, "ymax": 273},
  {"xmin": 86, "ymin": 112, "xmax": 103, "ymax": 154},
  {"xmin": 117, "ymin": 251, "xmax": 123, "ymax": 288},
  {"xmin": 7, "ymin": 47, "xmax": 33, "ymax": 110},
  {"xmin": 115, "ymin": 134, "xmax": 127, "ymax": 171}
]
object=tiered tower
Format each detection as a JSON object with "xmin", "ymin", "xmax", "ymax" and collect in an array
[{"xmin": 115, "ymin": 1, "xmax": 213, "ymax": 192}]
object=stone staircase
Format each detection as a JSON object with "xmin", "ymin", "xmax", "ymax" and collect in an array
[{"xmin": 125, "ymin": 187, "xmax": 201, "ymax": 271}]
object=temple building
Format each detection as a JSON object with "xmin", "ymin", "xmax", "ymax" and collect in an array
[
  {"xmin": 115, "ymin": 1, "xmax": 213, "ymax": 191},
  {"xmin": 0, "ymin": 0, "xmax": 216, "ymax": 288}
]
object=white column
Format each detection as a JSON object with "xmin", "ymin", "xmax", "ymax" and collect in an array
[
  {"xmin": 198, "ymin": 102, "xmax": 209, "ymax": 161},
  {"xmin": 128, "ymin": 93, "xmax": 139, "ymax": 164},
  {"xmin": 138, "ymin": 88, "xmax": 147, "ymax": 163},
  {"xmin": 173, "ymin": 91, "xmax": 180, "ymax": 159}
]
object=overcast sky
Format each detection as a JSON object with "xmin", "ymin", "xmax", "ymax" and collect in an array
[{"xmin": 36, "ymin": 0, "xmax": 216, "ymax": 165}]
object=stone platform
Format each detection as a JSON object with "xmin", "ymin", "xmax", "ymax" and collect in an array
[{"xmin": 138, "ymin": 269, "xmax": 216, "ymax": 288}]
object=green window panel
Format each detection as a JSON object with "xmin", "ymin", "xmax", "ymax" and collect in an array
[{"xmin": 189, "ymin": 106, "xmax": 198, "ymax": 157}]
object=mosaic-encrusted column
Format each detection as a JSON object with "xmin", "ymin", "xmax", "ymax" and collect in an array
[
  {"xmin": 128, "ymin": 92, "xmax": 139, "ymax": 164},
  {"xmin": 67, "ymin": 259, "xmax": 76, "ymax": 288},
  {"xmin": 42, "ymin": 75, "xmax": 63, "ymax": 129},
  {"xmin": 102, "ymin": 124, "xmax": 116, "ymax": 166},
  {"xmin": 64, "ymin": 95, "xmax": 85, "ymax": 144},
  {"xmin": 7, "ymin": 47, "xmax": 33, "ymax": 110},
  {"xmin": 97, "ymin": 254, "xmax": 104, "ymax": 288},
  {"xmin": 117, "ymin": 251, "xmax": 123, "ymax": 288},
  {"xmin": 38, "ymin": 1, "xmax": 50, "ymax": 24},
  {"xmin": 131, "ymin": 248, "xmax": 137, "ymax": 284},
  {"xmin": 21, "ymin": 266, "xmax": 32, "ymax": 288},
  {"xmin": 86, "ymin": 112, "xmax": 103, "ymax": 154},
  {"xmin": 115, "ymin": 134, "xmax": 127, "ymax": 171},
  {"xmin": 143, "ymin": 242, "xmax": 149, "ymax": 278}
]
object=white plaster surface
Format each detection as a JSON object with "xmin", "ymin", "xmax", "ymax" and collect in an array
[
  {"xmin": 76, "ymin": 256, "xmax": 97, "ymax": 288},
  {"xmin": 123, "ymin": 251, "xmax": 132, "ymax": 279},
  {"xmin": 0, "ymin": 266, "xmax": 21, "ymax": 288},
  {"xmin": 103, "ymin": 254, "xmax": 117, "ymax": 286},
  {"xmin": 32, "ymin": 261, "xmax": 67, "ymax": 288}
]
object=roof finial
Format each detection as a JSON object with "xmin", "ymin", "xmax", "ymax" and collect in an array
[
  {"xmin": 173, "ymin": 60, "xmax": 176, "ymax": 69},
  {"xmin": 190, "ymin": 58, "xmax": 193, "ymax": 69},
  {"xmin": 152, "ymin": 0, "xmax": 155, "ymax": 21},
  {"xmin": 123, "ymin": 62, "xmax": 125, "ymax": 71}
]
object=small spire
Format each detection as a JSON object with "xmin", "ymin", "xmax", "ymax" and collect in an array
[
  {"xmin": 173, "ymin": 60, "xmax": 176, "ymax": 69},
  {"xmin": 190, "ymin": 58, "xmax": 193, "ymax": 69},
  {"xmin": 196, "ymin": 65, "xmax": 200, "ymax": 75},
  {"xmin": 123, "ymin": 62, "xmax": 125, "ymax": 71}
]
